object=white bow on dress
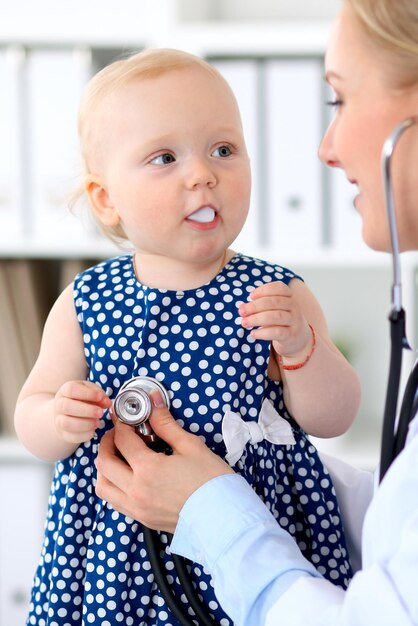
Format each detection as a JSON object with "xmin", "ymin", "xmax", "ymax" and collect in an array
[{"xmin": 222, "ymin": 398, "xmax": 296, "ymax": 466}]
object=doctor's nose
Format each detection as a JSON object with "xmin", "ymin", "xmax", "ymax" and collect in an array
[
  {"xmin": 185, "ymin": 158, "xmax": 217, "ymax": 190},
  {"xmin": 318, "ymin": 122, "xmax": 341, "ymax": 169}
]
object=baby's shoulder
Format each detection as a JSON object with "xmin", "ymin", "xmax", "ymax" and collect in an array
[
  {"xmin": 74, "ymin": 254, "xmax": 133, "ymax": 291},
  {"xmin": 237, "ymin": 253, "xmax": 303, "ymax": 285}
]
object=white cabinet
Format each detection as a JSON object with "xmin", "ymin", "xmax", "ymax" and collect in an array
[
  {"xmin": 0, "ymin": 0, "xmax": 176, "ymax": 45},
  {"xmin": 0, "ymin": 441, "xmax": 52, "ymax": 626}
]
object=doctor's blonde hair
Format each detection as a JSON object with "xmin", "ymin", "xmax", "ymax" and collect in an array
[
  {"xmin": 72, "ymin": 48, "xmax": 232, "ymax": 243},
  {"xmin": 346, "ymin": 0, "xmax": 418, "ymax": 87}
]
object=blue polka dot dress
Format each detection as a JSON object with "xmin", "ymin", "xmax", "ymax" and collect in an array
[{"xmin": 27, "ymin": 253, "xmax": 352, "ymax": 626}]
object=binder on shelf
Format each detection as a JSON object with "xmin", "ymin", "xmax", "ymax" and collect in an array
[
  {"xmin": 59, "ymin": 258, "xmax": 95, "ymax": 292},
  {"xmin": 265, "ymin": 58, "xmax": 323, "ymax": 251},
  {"xmin": 0, "ymin": 260, "xmax": 51, "ymax": 435},
  {"xmin": 5, "ymin": 260, "xmax": 46, "ymax": 371},
  {"xmin": 26, "ymin": 46, "xmax": 93, "ymax": 243},
  {"xmin": 0, "ymin": 264, "xmax": 28, "ymax": 435},
  {"xmin": 0, "ymin": 46, "xmax": 25, "ymax": 241},
  {"xmin": 210, "ymin": 59, "xmax": 262, "ymax": 254}
]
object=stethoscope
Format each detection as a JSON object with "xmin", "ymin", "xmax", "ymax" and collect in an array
[
  {"xmin": 379, "ymin": 116, "xmax": 418, "ymax": 482},
  {"xmin": 111, "ymin": 376, "xmax": 219, "ymax": 626}
]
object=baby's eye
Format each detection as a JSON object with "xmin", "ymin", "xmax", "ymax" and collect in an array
[
  {"xmin": 151, "ymin": 153, "xmax": 176, "ymax": 165},
  {"xmin": 212, "ymin": 145, "xmax": 232, "ymax": 158}
]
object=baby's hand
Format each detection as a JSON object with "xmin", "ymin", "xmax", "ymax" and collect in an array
[
  {"xmin": 239, "ymin": 281, "xmax": 312, "ymax": 359},
  {"xmin": 54, "ymin": 380, "xmax": 112, "ymax": 444}
]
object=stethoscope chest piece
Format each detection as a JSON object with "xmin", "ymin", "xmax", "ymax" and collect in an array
[{"xmin": 111, "ymin": 376, "xmax": 170, "ymax": 443}]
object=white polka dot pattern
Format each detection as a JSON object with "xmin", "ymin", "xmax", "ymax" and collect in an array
[{"xmin": 27, "ymin": 253, "xmax": 352, "ymax": 626}]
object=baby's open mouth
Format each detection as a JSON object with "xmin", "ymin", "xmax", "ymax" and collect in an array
[{"xmin": 187, "ymin": 206, "xmax": 216, "ymax": 223}]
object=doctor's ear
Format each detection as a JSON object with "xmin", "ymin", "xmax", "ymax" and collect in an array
[{"xmin": 85, "ymin": 174, "xmax": 121, "ymax": 227}]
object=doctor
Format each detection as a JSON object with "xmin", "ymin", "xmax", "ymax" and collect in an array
[{"xmin": 96, "ymin": 0, "xmax": 418, "ymax": 624}]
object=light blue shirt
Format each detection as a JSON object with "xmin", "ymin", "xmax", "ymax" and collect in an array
[{"xmin": 171, "ymin": 416, "xmax": 418, "ymax": 626}]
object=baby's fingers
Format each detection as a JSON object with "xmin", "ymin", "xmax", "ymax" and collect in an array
[
  {"xmin": 55, "ymin": 396, "xmax": 106, "ymax": 420},
  {"xmin": 58, "ymin": 380, "xmax": 111, "ymax": 406},
  {"xmin": 56, "ymin": 414, "xmax": 100, "ymax": 436},
  {"xmin": 239, "ymin": 294, "xmax": 293, "ymax": 319},
  {"xmin": 250, "ymin": 281, "xmax": 292, "ymax": 300},
  {"xmin": 241, "ymin": 308, "xmax": 292, "ymax": 330}
]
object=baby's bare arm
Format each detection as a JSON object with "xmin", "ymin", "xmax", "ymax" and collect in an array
[
  {"xmin": 14, "ymin": 284, "xmax": 110, "ymax": 461},
  {"xmin": 240, "ymin": 278, "xmax": 361, "ymax": 437}
]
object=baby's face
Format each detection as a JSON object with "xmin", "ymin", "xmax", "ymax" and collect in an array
[{"xmin": 89, "ymin": 66, "xmax": 251, "ymax": 269}]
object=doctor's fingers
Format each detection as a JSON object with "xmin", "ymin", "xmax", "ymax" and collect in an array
[
  {"xmin": 96, "ymin": 428, "xmax": 178, "ymax": 531},
  {"xmin": 148, "ymin": 395, "xmax": 229, "ymax": 473},
  {"xmin": 148, "ymin": 392, "xmax": 206, "ymax": 455},
  {"xmin": 111, "ymin": 420, "xmax": 157, "ymax": 471},
  {"xmin": 150, "ymin": 395, "xmax": 234, "ymax": 487},
  {"xmin": 96, "ymin": 424, "xmax": 158, "ymax": 524},
  {"xmin": 95, "ymin": 449, "xmax": 139, "ymax": 522},
  {"xmin": 95, "ymin": 475, "xmax": 136, "ymax": 522},
  {"xmin": 96, "ymin": 428, "xmax": 135, "ymax": 492}
]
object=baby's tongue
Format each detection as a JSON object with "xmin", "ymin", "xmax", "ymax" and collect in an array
[{"xmin": 188, "ymin": 207, "xmax": 215, "ymax": 223}]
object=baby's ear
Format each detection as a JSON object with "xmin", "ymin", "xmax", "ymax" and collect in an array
[{"xmin": 85, "ymin": 174, "xmax": 121, "ymax": 227}]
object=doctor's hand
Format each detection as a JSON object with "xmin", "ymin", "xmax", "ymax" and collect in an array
[{"xmin": 95, "ymin": 392, "xmax": 233, "ymax": 533}]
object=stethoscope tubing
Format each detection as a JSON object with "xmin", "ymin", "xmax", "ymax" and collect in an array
[
  {"xmin": 143, "ymin": 524, "xmax": 218, "ymax": 626},
  {"xmin": 382, "ymin": 117, "xmax": 418, "ymax": 312},
  {"xmin": 143, "ymin": 439, "xmax": 218, "ymax": 624},
  {"xmin": 379, "ymin": 117, "xmax": 418, "ymax": 482},
  {"xmin": 143, "ymin": 525, "xmax": 193, "ymax": 625},
  {"xmin": 379, "ymin": 308, "xmax": 407, "ymax": 481}
]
